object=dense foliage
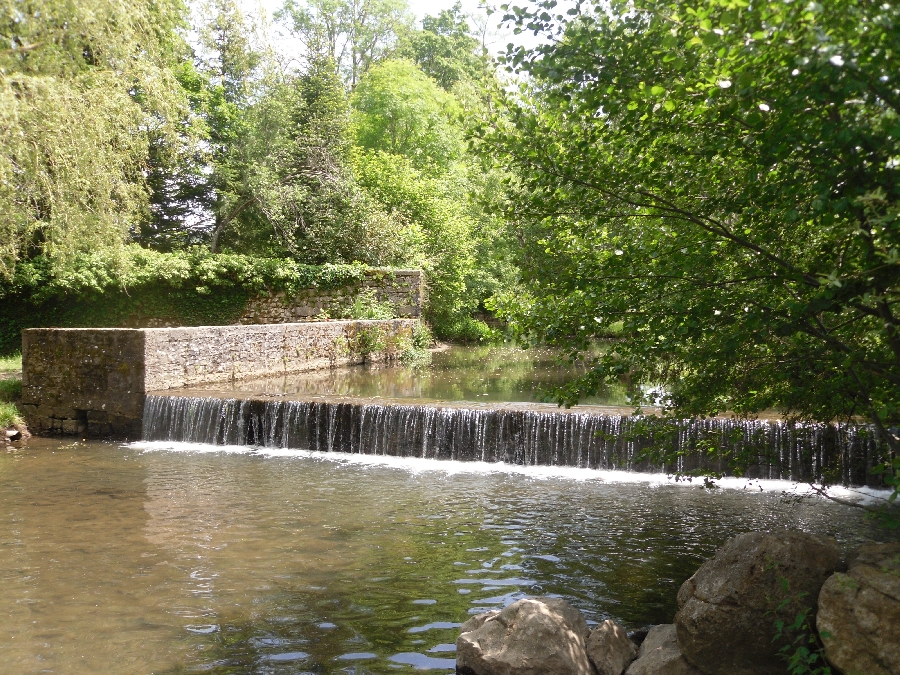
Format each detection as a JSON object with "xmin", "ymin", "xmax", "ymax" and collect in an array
[
  {"xmin": 398, "ymin": 5, "xmax": 484, "ymax": 90},
  {"xmin": 352, "ymin": 59, "xmax": 463, "ymax": 170},
  {"xmin": 0, "ymin": 0, "xmax": 192, "ymax": 278},
  {"xmin": 0, "ymin": 0, "xmax": 510, "ymax": 340},
  {"xmin": 483, "ymin": 0, "xmax": 899, "ymax": 509},
  {"xmin": 0, "ymin": 246, "xmax": 369, "ymax": 355}
]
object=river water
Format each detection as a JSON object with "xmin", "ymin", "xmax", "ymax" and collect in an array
[
  {"xmin": 1, "ymin": 438, "xmax": 895, "ymax": 674},
  {"xmin": 186, "ymin": 344, "xmax": 632, "ymax": 406}
]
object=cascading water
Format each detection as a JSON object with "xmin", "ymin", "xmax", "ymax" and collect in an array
[{"xmin": 142, "ymin": 395, "xmax": 886, "ymax": 485}]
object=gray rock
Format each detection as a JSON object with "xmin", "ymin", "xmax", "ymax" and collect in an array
[
  {"xmin": 586, "ymin": 619, "xmax": 637, "ymax": 675},
  {"xmin": 460, "ymin": 610, "xmax": 499, "ymax": 634},
  {"xmin": 627, "ymin": 628, "xmax": 650, "ymax": 647},
  {"xmin": 817, "ymin": 542, "xmax": 900, "ymax": 675},
  {"xmin": 456, "ymin": 597, "xmax": 595, "ymax": 675},
  {"xmin": 624, "ymin": 624, "xmax": 701, "ymax": 675},
  {"xmin": 675, "ymin": 530, "xmax": 842, "ymax": 675}
]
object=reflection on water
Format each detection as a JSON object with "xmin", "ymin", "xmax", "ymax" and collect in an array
[
  {"xmin": 1, "ymin": 439, "xmax": 895, "ymax": 674},
  {"xmin": 189, "ymin": 344, "xmax": 632, "ymax": 406}
]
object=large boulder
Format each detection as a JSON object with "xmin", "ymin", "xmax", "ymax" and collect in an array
[
  {"xmin": 586, "ymin": 619, "xmax": 637, "ymax": 675},
  {"xmin": 460, "ymin": 610, "xmax": 500, "ymax": 634},
  {"xmin": 624, "ymin": 624, "xmax": 701, "ymax": 675},
  {"xmin": 817, "ymin": 542, "xmax": 900, "ymax": 675},
  {"xmin": 456, "ymin": 597, "xmax": 596, "ymax": 675},
  {"xmin": 675, "ymin": 530, "xmax": 842, "ymax": 675}
]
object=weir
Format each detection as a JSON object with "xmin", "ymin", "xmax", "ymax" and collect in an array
[
  {"xmin": 20, "ymin": 320, "xmax": 418, "ymax": 437},
  {"xmin": 142, "ymin": 394, "xmax": 885, "ymax": 486}
]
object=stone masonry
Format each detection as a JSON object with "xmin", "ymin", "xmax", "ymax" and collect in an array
[
  {"xmin": 238, "ymin": 269, "xmax": 423, "ymax": 324},
  {"xmin": 21, "ymin": 320, "xmax": 418, "ymax": 439}
]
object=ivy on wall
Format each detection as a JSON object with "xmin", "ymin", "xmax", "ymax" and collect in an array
[{"xmin": 0, "ymin": 246, "xmax": 371, "ymax": 356}]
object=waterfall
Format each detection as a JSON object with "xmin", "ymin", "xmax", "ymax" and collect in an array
[{"xmin": 142, "ymin": 395, "xmax": 886, "ymax": 486}]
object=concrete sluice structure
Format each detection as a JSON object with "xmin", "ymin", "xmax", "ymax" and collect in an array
[{"xmin": 142, "ymin": 393, "xmax": 885, "ymax": 486}]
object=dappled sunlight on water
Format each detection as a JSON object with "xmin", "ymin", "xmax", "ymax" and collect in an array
[{"xmin": 1, "ymin": 438, "xmax": 895, "ymax": 674}]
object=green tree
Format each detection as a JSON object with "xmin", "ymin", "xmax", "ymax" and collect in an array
[
  {"xmin": 0, "ymin": 0, "xmax": 192, "ymax": 278},
  {"xmin": 352, "ymin": 59, "xmax": 464, "ymax": 170},
  {"xmin": 195, "ymin": 0, "xmax": 265, "ymax": 253},
  {"xmin": 218, "ymin": 60, "xmax": 406, "ymax": 265},
  {"xmin": 354, "ymin": 150, "xmax": 480, "ymax": 336},
  {"xmin": 277, "ymin": 0, "xmax": 413, "ymax": 87},
  {"xmin": 141, "ymin": 60, "xmax": 213, "ymax": 251},
  {"xmin": 350, "ymin": 56, "xmax": 516, "ymax": 339},
  {"xmin": 400, "ymin": 2, "xmax": 484, "ymax": 91},
  {"xmin": 483, "ymin": 0, "xmax": 899, "ymax": 489}
]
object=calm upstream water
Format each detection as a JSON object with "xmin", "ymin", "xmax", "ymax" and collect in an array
[
  {"xmin": 2, "ymin": 438, "xmax": 896, "ymax": 675},
  {"xmin": 188, "ymin": 344, "xmax": 633, "ymax": 406}
]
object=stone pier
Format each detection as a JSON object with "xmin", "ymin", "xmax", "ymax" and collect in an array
[{"xmin": 21, "ymin": 320, "xmax": 418, "ymax": 438}]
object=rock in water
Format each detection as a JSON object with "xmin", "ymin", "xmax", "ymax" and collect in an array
[
  {"xmin": 623, "ymin": 624, "xmax": 701, "ymax": 675},
  {"xmin": 586, "ymin": 619, "xmax": 637, "ymax": 675},
  {"xmin": 817, "ymin": 542, "xmax": 900, "ymax": 675},
  {"xmin": 456, "ymin": 597, "xmax": 595, "ymax": 675},
  {"xmin": 460, "ymin": 610, "xmax": 499, "ymax": 634},
  {"xmin": 675, "ymin": 530, "xmax": 842, "ymax": 675}
]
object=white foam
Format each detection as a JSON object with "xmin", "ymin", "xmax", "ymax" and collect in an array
[
  {"xmin": 127, "ymin": 441, "xmax": 895, "ymax": 505},
  {"xmin": 133, "ymin": 441, "xmax": 253, "ymax": 455}
]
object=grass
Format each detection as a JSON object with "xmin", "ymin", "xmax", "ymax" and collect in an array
[
  {"xmin": 0, "ymin": 375, "xmax": 24, "ymax": 430},
  {"xmin": 0, "ymin": 401, "xmax": 23, "ymax": 428},
  {"xmin": 0, "ymin": 379, "xmax": 22, "ymax": 402},
  {"xmin": 0, "ymin": 352, "xmax": 22, "ymax": 374}
]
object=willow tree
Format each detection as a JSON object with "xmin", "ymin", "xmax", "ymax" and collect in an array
[
  {"xmin": 0, "ymin": 0, "xmax": 192, "ymax": 278},
  {"xmin": 484, "ymin": 0, "xmax": 899, "ymax": 499}
]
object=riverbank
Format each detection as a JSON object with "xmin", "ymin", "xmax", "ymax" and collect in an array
[
  {"xmin": 456, "ymin": 532, "xmax": 900, "ymax": 675},
  {"xmin": 0, "ymin": 354, "xmax": 27, "ymax": 442}
]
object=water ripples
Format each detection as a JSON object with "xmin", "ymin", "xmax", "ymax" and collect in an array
[{"xmin": 1, "ymin": 440, "xmax": 896, "ymax": 674}]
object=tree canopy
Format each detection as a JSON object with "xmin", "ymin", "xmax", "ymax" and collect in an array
[
  {"xmin": 0, "ymin": 0, "xmax": 503, "ymax": 340},
  {"xmin": 0, "ymin": 0, "xmax": 192, "ymax": 278},
  {"xmin": 483, "ymin": 0, "xmax": 900, "ymax": 452},
  {"xmin": 400, "ymin": 2, "xmax": 484, "ymax": 90},
  {"xmin": 352, "ymin": 59, "xmax": 463, "ymax": 170},
  {"xmin": 277, "ymin": 0, "xmax": 412, "ymax": 87}
]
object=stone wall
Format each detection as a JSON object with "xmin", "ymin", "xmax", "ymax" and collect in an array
[
  {"xmin": 238, "ymin": 269, "xmax": 423, "ymax": 324},
  {"xmin": 21, "ymin": 329, "xmax": 146, "ymax": 438},
  {"xmin": 21, "ymin": 320, "xmax": 418, "ymax": 439}
]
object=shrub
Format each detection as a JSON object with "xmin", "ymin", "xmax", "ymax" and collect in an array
[
  {"xmin": 338, "ymin": 289, "xmax": 397, "ymax": 320},
  {"xmin": 0, "ymin": 402, "xmax": 22, "ymax": 429},
  {"xmin": 0, "ymin": 247, "xmax": 371, "ymax": 355},
  {"xmin": 0, "ymin": 379, "xmax": 22, "ymax": 403},
  {"xmin": 440, "ymin": 316, "xmax": 500, "ymax": 343}
]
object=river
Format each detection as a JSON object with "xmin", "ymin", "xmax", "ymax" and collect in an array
[{"xmin": 0, "ymin": 437, "xmax": 894, "ymax": 674}]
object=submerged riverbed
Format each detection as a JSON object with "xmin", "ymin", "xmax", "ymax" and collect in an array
[{"xmin": 1, "ymin": 439, "xmax": 895, "ymax": 674}]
